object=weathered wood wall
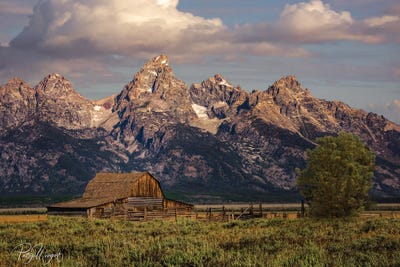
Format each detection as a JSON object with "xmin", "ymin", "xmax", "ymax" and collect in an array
[
  {"xmin": 164, "ymin": 199, "xmax": 193, "ymax": 211},
  {"xmin": 132, "ymin": 173, "xmax": 164, "ymax": 198},
  {"xmin": 128, "ymin": 197, "xmax": 163, "ymax": 209}
]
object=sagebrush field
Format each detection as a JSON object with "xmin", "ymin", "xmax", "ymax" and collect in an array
[{"xmin": 1, "ymin": 216, "xmax": 400, "ymax": 266}]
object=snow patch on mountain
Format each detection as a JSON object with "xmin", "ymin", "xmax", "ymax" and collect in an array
[{"xmin": 192, "ymin": 103, "xmax": 209, "ymax": 119}]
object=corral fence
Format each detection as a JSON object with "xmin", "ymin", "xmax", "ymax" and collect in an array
[
  {"xmin": 92, "ymin": 203, "xmax": 306, "ymax": 222},
  {"xmin": 194, "ymin": 203, "xmax": 306, "ymax": 222},
  {"xmin": 94, "ymin": 207, "xmax": 194, "ymax": 222}
]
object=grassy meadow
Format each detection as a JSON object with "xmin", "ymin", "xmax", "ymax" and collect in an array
[{"xmin": 0, "ymin": 216, "xmax": 400, "ymax": 266}]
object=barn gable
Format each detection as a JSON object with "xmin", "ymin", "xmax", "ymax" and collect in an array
[{"xmin": 82, "ymin": 172, "xmax": 164, "ymax": 199}]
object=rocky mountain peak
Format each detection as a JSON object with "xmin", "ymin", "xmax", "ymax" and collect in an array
[
  {"xmin": 6, "ymin": 77, "xmax": 29, "ymax": 87},
  {"xmin": 269, "ymin": 75, "xmax": 304, "ymax": 94},
  {"xmin": 122, "ymin": 54, "xmax": 174, "ymax": 97},
  {"xmin": 35, "ymin": 73, "xmax": 76, "ymax": 97},
  {"xmin": 209, "ymin": 73, "xmax": 233, "ymax": 87},
  {"xmin": 190, "ymin": 74, "xmax": 245, "ymax": 107},
  {"xmin": 115, "ymin": 54, "xmax": 189, "ymax": 107},
  {"xmin": 34, "ymin": 73, "xmax": 95, "ymax": 130},
  {"xmin": 266, "ymin": 75, "xmax": 312, "ymax": 110},
  {"xmin": 151, "ymin": 54, "xmax": 170, "ymax": 66},
  {"xmin": 1, "ymin": 55, "xmax": 400, "ymax": 201},
  {"xmin": 112, "ymin": 54, "xmax": 195, "ymax": 147},
  {"xmin": 1, "ymin": 77, "xmax": 33, "ymax": 97},
  {"xmin": 273, "ymin": 75, "xmax": 301, "ymax": 91},
  {"xmin": 0, "ymin": 77, "xmax": 36, "ymax": 132}
]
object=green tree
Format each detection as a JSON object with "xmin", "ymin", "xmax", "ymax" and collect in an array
[{"xmin": 297, "ymin": 132, "xmax": 375, "ymax": 217}]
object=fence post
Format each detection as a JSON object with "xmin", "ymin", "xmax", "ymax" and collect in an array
[
  {"xmin": 259, "ymin": 203, "xmax": 263, "ymax": 218},
  {"xmin": 144, "ymin": 207, "xmax": 147, "ymax": 221},
  {"xmin": 250, "ymin": 203, "xmax": 254, "ymax": 217},
  {"xmin": 222, "ymin": 206, "xmax": 226, "ymax": 221},
  {"xmin": 301, "ymin": 200, "xmax": 305, "ymax": 217}
]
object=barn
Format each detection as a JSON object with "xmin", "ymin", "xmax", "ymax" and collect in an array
[{"xmin": 47, "ymin": 172, "xmax": 193, "ymax": 220}]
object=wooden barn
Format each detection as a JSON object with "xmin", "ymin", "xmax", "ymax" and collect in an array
[{"xmin": 47, "ymin": 172, "xmax": 193, "ymax": 220}]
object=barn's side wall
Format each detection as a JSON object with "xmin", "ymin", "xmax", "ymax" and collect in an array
[
  {"xmin": 164, "ymin": 199, "xmax": 193, "ymax": 211},
  {"xmin": 132, "ymin": 173, "xmax": 164, "ymax": 198}
]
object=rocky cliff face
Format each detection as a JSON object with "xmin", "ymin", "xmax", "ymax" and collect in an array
[
  {"xmin": 1, "ymin": 54, "xmax": 399, "ymax": 201},
  {"xmin": 35, "ymin": 73, "xmax": 95, "ymax": 130},
  {"xmin": 0, "ymin": 77, "xmax": 36, "ymax": 132},
  {"xmin": 113, "ymin": 54, "xmax": 196, "ymax": 148}
]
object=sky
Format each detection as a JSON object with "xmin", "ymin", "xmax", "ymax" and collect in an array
[{"xmin": 0, "ymin": 0, "xmax": 399, "ymax": 123}]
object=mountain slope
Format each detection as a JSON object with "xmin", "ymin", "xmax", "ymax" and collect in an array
[{"xmin": 0, "ymin": 54, "xmax": 399, "ymax": 201}]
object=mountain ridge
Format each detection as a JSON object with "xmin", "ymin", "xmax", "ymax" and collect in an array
[{"xmin": 1, "ymin": 54, "xmax": 399, "ymax": 201}]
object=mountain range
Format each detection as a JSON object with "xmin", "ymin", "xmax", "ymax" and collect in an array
[{"xmin": 1, "ymin": 54, "xmax": 399, "ymax": 202}]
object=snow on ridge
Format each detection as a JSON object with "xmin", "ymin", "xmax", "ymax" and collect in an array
[
  {"xmin": 192, "ymin": 103, "xmax": 209, "ymax": 119},
  {"xmin": 219, "ymin": 79, "xmax": 232, "ymax": 87},
  {"xmin": 94, "ymin": 105, "xmax": 102, "ymax": 111}
]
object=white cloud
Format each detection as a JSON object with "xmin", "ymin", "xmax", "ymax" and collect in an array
[
  {"xmin": 7, "ymin": 0, "xmax": 400, "ymax": 61},
  {"xmin": 368, "ymin": 100, "xmax": 400, "ymax": 124},
  {"xmin": 275, "ymin": 0, "xmax": 399, "ymax": 44},
  {"xmin": 234, "ymin": 0, "xmax": 400, "ymax": 44},
  {"xmin": 387, "ymin": 100, "xmax": 400, "ymax": 124},
  {"xmin": 1, "ymin": 0, "xmax": 400, "ymax": 99},
  {"xmin": 365, "ymin": 15, "xmax": 399, "ymax": 27},
  {"xmin": 156, "ymin": 0, "xmax": 178, "ymax": 8},
  {"xmin": 10, "ymin": 0, "xmax": 225, "ymax": 58},
  {"xmin": 279, "ymin": 0, "xmax": 353, "ymax": 32}
]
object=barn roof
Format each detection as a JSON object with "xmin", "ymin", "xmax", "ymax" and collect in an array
[
  {"xmin": 49, "ymin": 172, "xmax": 164, "ymax": 209},
  {"xmin": 48, "ymin": 197, "xmax": 115, "ymax": 209},
  {"xmin": 83, "ymin": 172, "xmax": 163, "ymax": 199}
]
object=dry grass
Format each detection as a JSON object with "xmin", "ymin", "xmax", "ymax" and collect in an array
[
  {"xmin": 0, "ymin": 215, "xmax": 47, "ymax": 223},
  {"xmin": 0, "ymin": 207, "xmax": 47, "ymax": 214},
  {"xmin": 1, "ymin": 216, "xmax": 400, "ymax": 266}
]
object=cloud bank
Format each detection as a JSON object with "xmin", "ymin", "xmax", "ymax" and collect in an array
[
  {"xmin": 0, "ymin": 0, "xmax": 399, "ymax": 96},
  {"xmin": 9, "ymin": 0, "xmax": 398, "ymax": 58},
  {"xmin": 236, "ymin": 0, "xmax": 400, "ymax": 44},
  {"xmin": 10, "ymin": 0, "xmax": 225, "ymax": 58}
]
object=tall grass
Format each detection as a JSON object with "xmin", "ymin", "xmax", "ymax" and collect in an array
[{"xmin": 0, "ymin": 216, "xmax": 399, "ymax": 266}]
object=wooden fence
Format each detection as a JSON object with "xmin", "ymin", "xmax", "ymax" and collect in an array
[
  {"xmin": 194, "ymin": 203, "xmax": 305, "ymax": 222},
  {"xmin": 94, "ymin": 207, "xmax": 194, "ymax": 221},
  {"xmin": 91, "ymin": 203, "xmax": 307, "ymax": 222}
]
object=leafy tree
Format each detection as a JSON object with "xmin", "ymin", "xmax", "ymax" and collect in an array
[{"xmin": 297, "ymin": 132, "xmax": 375, "ymax": 217}]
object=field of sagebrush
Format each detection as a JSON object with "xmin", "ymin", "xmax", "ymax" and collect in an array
[{"xmin": 0, "ymin": 216, "xmax": 399, "ymax": 266}]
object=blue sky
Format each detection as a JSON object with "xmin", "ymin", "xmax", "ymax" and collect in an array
[{"xmin": 0, "ymin": 0, "xmax": 399, "ymax": 123}]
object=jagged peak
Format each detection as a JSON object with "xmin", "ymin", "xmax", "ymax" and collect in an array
[
  {"xmin": 35, "ymin": 73, "xmax": 79, "ymax": 97},
  {"xmin": 47, "ymin": 73, "xmax": 64, "ymax": 79},
  {"xmin": 267, "ymin": 75, "xmax": 309, "ymax": 97},
  {"xmin": 151, "ymin": 54, "xmax": 169, "ymax": 66},
  {"xmin": 6, "ymin": 77, "xmax": 29, "ymax": 86},
  {"xmin": 197, "ymin": 73, "xmax": 235, "ymax": 90},
  {"xmin": 208, "ymin": 73, "xmax": 233, "ymax": 87},
  {"xmin": 139, "ymin": 54, "xmax": 171, "ymax": 75},
  {"xmin": 38, "ymin": 73, "xmax": 70, "ymax": 85},
  {"xmin": 273, "ymin": 75, "xmax": 301, "ymax": 90},
  {"xmin": 121, "ymin": 54, "xmax": 180, "ymax": 97},
  {"xmin": 1, "ymin": 77, "xmax": 33, "ymax": 97}
]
